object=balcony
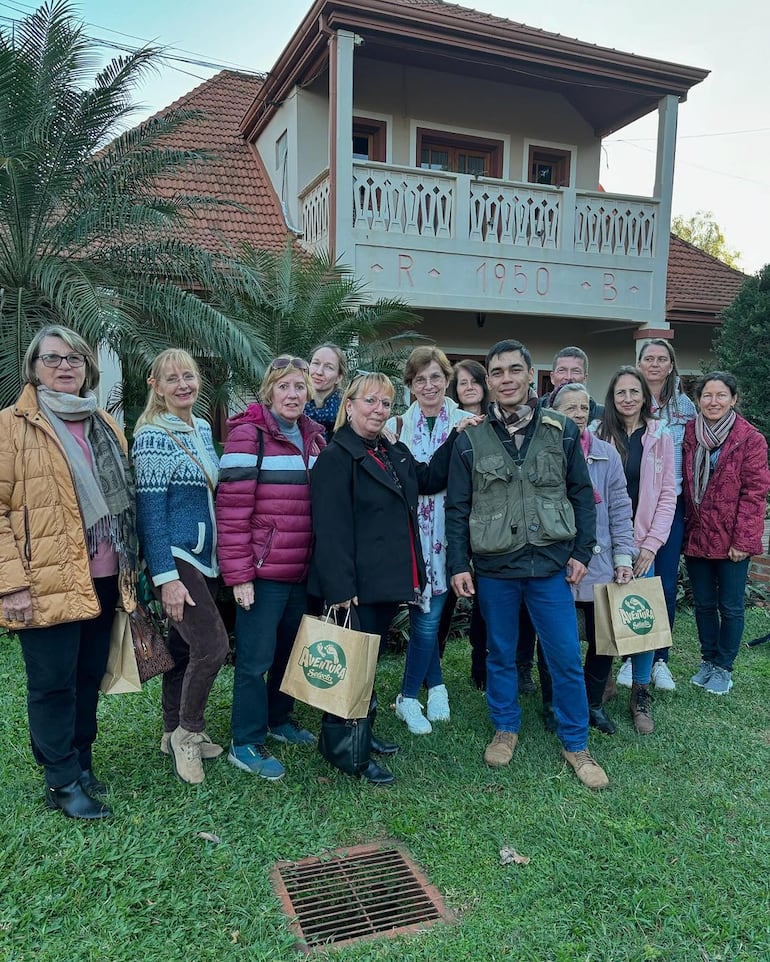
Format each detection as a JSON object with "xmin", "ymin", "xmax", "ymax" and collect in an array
[{"xmin": 300, "ymin": 163, "xmax": 662, "ymax": 319}]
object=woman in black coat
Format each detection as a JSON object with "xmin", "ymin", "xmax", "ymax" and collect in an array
[{"xmin": 310, "ymin": 372, "xmax": 475, "ymax": 783}]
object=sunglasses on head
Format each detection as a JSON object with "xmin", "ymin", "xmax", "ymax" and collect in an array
[{"xmin": 269, "ymin": 357, "xmax": 309, "ymax": 372}]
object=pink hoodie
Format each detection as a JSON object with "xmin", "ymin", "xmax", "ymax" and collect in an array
[{"xmin": 633, "ymin": 419, "xmax": 676, "ymax": 555}]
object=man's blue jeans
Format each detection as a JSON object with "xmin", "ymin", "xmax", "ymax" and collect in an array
[
  {"xmin": 477, "ymin": 571, "xmax": 589, "ymax": 752},
  {"xmin": 231, "ymin": 579, "xmax": 307, "ymax": 746},
  {"xmin": 685, "ymin": 556, "xmax": 749, "ymax": 671},
  {"xmin": 402, "ymin": 591, "xmax": 449, "ymax": 698}
]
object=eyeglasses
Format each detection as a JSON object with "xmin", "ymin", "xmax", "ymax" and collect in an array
[
  {"xmin": 411, "ymin": 373, "xmax": 445, "ymax": 388},
  {"xmin": 352, "ymin": 395, "xmax": 392, "ymax": 411},
  {"xmin": 36, "ymin": 353, "xmax": 86, "ymax": 368},
  {"xmin": 269, "ymin": 357, "xmax": 309, "ymax": 372}
]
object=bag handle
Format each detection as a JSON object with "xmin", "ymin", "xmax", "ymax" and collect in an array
[
  {"xmin": 160, "ymin": 428, "xmax": 216, "ymax": 495},
  {"xmin": 322, "ymin": 605, "xmax": 353, "ymax": 630}
]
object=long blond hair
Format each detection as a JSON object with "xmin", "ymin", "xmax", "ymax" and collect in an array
[{"xmin": 135, "ymin": 349, "xmax": 202, "ymax": 429}]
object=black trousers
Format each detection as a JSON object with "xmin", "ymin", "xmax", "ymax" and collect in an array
[{"xmin": 19, "ymin": 576, "xmax": 119, "ymax": 788}]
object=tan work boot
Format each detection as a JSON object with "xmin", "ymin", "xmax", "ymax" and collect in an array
[
  {"xmin": 161, "ymin": 730, "xmax": 223, "ymax": 759},
  {"xmin": 484, "ymin": 731, "xmax": 518, "ymax": 767},
  {"xmin": 561, "ymin": 748, "xmax": 609, "ymax": 790},
  {"xmin": 630, "ymin": 682, "xmax": 654, "ymax": 734},
  {"xmin": 169, "ymin": 727, "xmax": 205, "ymax": 784}
]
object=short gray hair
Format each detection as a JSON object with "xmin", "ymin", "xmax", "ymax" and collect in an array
[
  {"xmin": 22, "ymin": 325, "xmax": 100, "ymax": 393},
  {"xmin": 552, "ymin": 382, "xmax": 590, "ymax": 408}
]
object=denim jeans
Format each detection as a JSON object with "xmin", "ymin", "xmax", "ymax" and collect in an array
[
  {"xmin": 19, "ymin": 576, "xmax": 118, "ymax": 788},
  {"xmin": 477, "ymin": 572, "xmax": 589, "ymax": 752},
  {"xmin": 231, "ymin": 579, "xmax": 307, "ymax": 746},
  {"xmin": 619, "ymin": 565, "xmax": 657, "ymax": 683},
  {"xmin": 652, "ymin": 493, "xmax": 686, "ymax": 660},
  {"xmin": 685, "ymin": 556, "xmax": 749, "ymax": 671},
  {"xmin": 402, "ymin": 592, "xmax": 449, "ymax": 697}
]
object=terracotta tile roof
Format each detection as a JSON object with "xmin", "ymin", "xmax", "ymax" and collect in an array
[
  {"xmin": 666, "ymin": 234, "xmax": 746, "ymax": 323},
  {"xmin": 148, "ymin": 70, "xmax": 288, "ymax": 254}
]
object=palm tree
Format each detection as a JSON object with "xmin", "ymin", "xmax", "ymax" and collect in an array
[
  {"xmin": 223, "ymin": 241, "xmax": 422, "ymax": 405},
  {"xmin": 0, "ymin": 1, "xmax": 271, "ymax": 410}
]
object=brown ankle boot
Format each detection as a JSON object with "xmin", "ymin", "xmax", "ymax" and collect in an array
[{"xmin": 630, "ymin": 683, "xmax": 654, "ymax": 735}]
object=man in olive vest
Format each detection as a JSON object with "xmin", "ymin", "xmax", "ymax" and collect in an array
[{"xmin": 446, "ymin": 339, "xmax": 609, "ymax": 790}]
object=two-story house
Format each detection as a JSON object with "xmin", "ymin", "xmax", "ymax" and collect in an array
[
  {"xmin": 140, "ymin": 0, "xmax": 745, "ymax": 398},
  {"xmin": 242, "ymin": 0, "xmax": 713, "ymax": 391}
]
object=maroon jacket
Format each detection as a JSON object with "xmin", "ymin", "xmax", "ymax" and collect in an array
[
  {"xmin": 216, "ymin": 404, "xmax": 325, "ymax": 585},
  {"xmin": 682, "ymin": 414, "xmax": 770, "ymax": 558}
]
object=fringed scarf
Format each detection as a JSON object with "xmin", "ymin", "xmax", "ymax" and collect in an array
[
  {"xmin": 37, "ymin": 386, "xmax": 138, "ymax": 583},
  {"xmin": 693, "ymin": 409, "xmax": 736, "ymax": 506}
]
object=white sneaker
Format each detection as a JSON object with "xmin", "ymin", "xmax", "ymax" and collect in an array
[
  {"xmin": 395, "ymin": 695, "xmax": 432, "ymax": 734},
  {"xmin": 426, "ymin": 684, "xmax": 450, "ymax": 722},
  {"xmin": 651, "ymin": 659, "xmax": 676, "ymax": 691},
  {"xmin": 616, "ymin": 659, "xmax": 633, "ymax": 688}
]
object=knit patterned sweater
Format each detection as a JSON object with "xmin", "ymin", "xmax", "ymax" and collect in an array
[{"xmin": 133, "ymin": 415, "xmax": 220, "ymax": 585}]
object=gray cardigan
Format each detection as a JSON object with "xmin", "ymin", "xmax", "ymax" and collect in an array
[{"xmin": 573, "ymin": 432, "xmax": 637, "ymax": 603}]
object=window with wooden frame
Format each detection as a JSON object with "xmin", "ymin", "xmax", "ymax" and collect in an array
[
  {"xmin": 416, "ymin": 128, "xmax": 503, "ymax": 178},
  {"xmin": 352, "ymin": 118, "xmax": 386, "ymax": 163},
  {"xmin": 528, "ymin": 145, "xmax": 572, "ymax": 187}
]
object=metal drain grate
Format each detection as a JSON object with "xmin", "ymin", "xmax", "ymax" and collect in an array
[{"xmin": 272, "ymin": 841, "xmax": 453, "ymax": 951}]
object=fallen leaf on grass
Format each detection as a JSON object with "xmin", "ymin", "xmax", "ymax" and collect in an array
[
  {"xmin": 499, "ymin": 846, "xmax": 530, "ymax": 866},
  {"xmin": 197, "ymin": 831, "xmax": 221, "ymax": 844},
  {"xmin": 231, "ymin": 930, "xmax": 240, "ymax": 943}
]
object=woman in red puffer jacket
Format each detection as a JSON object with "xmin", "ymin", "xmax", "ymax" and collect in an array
[{"xmin": 682, "ymin": 371, "xmax": 770, "ymax": 696}]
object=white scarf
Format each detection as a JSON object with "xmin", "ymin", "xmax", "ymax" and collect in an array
[{"xmin": 399, "ymin": 398, "xmax": 466, "ymax": 612}]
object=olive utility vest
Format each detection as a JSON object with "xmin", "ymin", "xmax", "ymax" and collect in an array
[{"xmin": 466, "ymin": 412, "xmax": 577, "ymax": 556}]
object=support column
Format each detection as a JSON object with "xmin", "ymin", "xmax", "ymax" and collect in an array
[
  {"xmin": 645, "ymin": 93, "xmax": 679, "ymax": 334},
  {"xmin": 328, "ymin": 30, "xmax": 355, "ymax": 264}
]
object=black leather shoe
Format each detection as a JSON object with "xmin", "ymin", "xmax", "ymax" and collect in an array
[
  {"xmin": 46, "ymin": 780, "xmax": 112, "ymax": 820},
  {"xmin": 542, "ymin": 702, "xmax": 558, "ymax": 734},
  {"xmin": 370, "ymin": 735, "xmax": 400, "ymax": 757},
  {"xmin": 78, "ymin": 769, "xmax": 108, "ymax": 795},
  {"xmin": 517, "ymin": 665, "xmax": 537, "ymax": 695},
  {"xmin": 358, "ymin": 760, "xmax": 395, "ymax": 785},
  {"xmin": 589, "ymin": 706, "xmax": 617, "ymax": 735}
]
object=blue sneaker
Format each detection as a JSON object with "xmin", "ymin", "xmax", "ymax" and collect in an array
[
  {"xmin": 227, "ymin": 743, "xmax": 285, "ymax": 780},
  {"xmin": 690, "ymin": 661, "xmax": 714, "ymax": 688},
  {"xmin": 267, "ymin": 719, "xmax": 317, "ymax": 745},
  {"xmin": 704, "ymin": 666, "xmax": 733, "ymax": 696}
]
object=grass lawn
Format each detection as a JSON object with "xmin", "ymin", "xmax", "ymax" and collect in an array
[{"xmin": 1, "ymin": 608, "xmax": 770, "ymax": 962}]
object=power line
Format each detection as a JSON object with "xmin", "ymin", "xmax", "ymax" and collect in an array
[
  {"xmin": 608, "ymin": 138, "xmax": 770, "ymax": 191},
  {"xmin": 0, "ymin": 1, "xmax": 264, "ymax": 78},
  {"xmin": 608, "ymin": 127, "xmax": 770, "ymax": 142}
]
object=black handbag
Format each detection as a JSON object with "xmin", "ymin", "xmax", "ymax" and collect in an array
[{"xmin": 318, "ymin": 712, "xmax": 372, "ymax": 776}]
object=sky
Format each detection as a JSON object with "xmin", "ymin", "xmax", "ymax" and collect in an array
[{"xmin": 9, "ymin": 0, "xmax": 766, "ymax": 273}]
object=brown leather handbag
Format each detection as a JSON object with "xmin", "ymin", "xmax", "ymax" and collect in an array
[{"xmin": 129, "ymin": 603, "xmax": 175, "ymax": 683}]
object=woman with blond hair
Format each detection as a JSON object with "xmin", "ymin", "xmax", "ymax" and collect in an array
[
  {"xmin": 0, "ymin": 325, "xmax": 137, "ymax": 819},
  {"xmin": 133, "ymin": 349, "xmax": 229, "ymax": 785},
  {"xmin": 216, "ymin": 356, "xmax": 325, "ymax": 781},
  {"xmin": 310, "ymin": 372, "xmax": 473, "ymax": 783}
]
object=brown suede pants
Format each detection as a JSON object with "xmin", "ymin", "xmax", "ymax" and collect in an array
[{"xmin": 158, "ymin": 559, "xmax": 230, "ymax": 733}]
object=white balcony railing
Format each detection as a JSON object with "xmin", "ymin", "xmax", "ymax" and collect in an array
[
  {"xmin": 299, "ymin": 163, "xmax": 659, "ymax": 259},
  {"xmin": 299, "ymin": 169, "xmax": 330, "ymax": 253}
]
